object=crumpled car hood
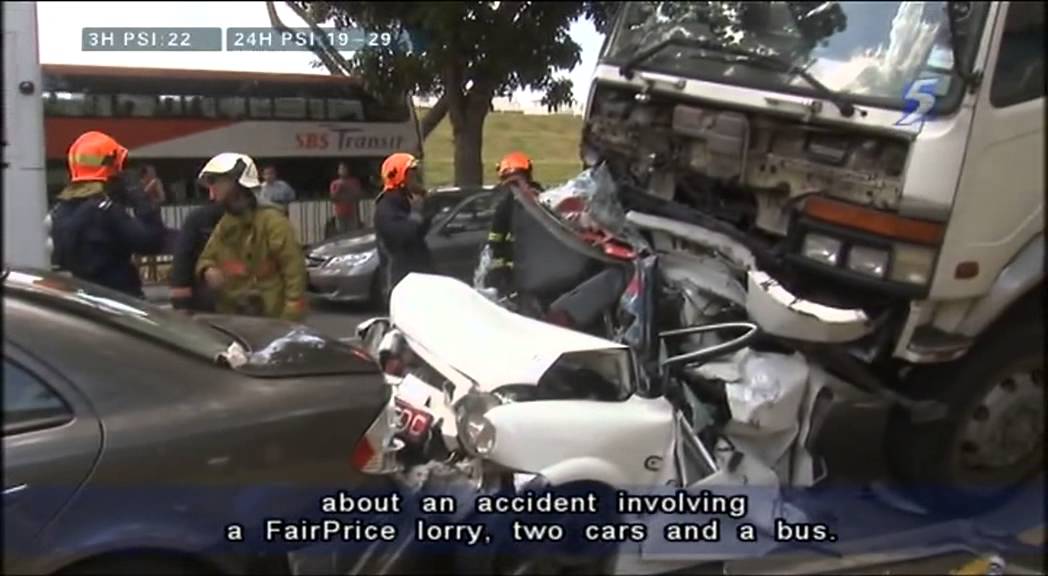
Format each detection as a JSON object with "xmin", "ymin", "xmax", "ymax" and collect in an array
[{"xmin": 389, "ymin": 273, "xmax": 631, "ymax": 391}]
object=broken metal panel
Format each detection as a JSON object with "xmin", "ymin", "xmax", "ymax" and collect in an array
[
  {"xmin": 660, "ymin": 250, "xmax": 747, "ymax": 308},
  {"xmin": 694, "ymin": 348, "xmax": 815, "ymax": 485},
  {"xmin": 746, "ymin": 270, "xmax": 873, "ymax": 343},
  {"xmin": 931, "ymin": 298, "xmax": 976, "ymax": 334},
  {"xmin": 627, "ymin": 210, "xmax": 758, "ymax": 271}
]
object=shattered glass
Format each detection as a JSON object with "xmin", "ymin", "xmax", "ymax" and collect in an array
[
  {"xmin": 614, "ymin": 254, "xmax": 658, "ymax": 355},
  {"xmin": 473, "ymin": 243, "xmax": 495, "ymax": 291},
  {"xmin": 605, "ymin": 2, "xmax": 979, "ymax": 106},
  {"xmin": 539, "ymin": 163, "xmax": 652, "ymax": 255},
  {"xmin": 247, "ymin": 326, "xmax": 330, "ymax": 365}
]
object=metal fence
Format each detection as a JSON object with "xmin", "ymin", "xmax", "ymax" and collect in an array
[
  {"xmin": 159, "ymin": 199, "xmax": 378, "ymax": 246},
  {"xmin": 140, "ymin": 199, "xmax": 378, "ymax": 284}
]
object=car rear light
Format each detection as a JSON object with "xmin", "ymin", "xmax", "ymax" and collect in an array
[
  {"xmin": 350, "ymin": 437, "xmax": 378, "ymax": 471},
  {"xmin": 352, "ymin": 395, "xmax": 402, "ymax": 475},
  {"xmin": 383, "ymin": 357, "xmax": 405, "ymax": 377}
]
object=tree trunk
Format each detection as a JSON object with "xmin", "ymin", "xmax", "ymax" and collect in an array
[
  {"xmin": 419, "ymin": 94, "xmax": 449, "ymax": 140},
  {"xmin": 268, "ymin": 1, "xmax": 349, "ymax": 76},
  {"xmin": 451, "ymin": 109, "xmax": 486, "ymax": 186}
]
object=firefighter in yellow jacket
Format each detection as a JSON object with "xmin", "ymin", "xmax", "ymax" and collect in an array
[{"xmin": 194, "ymin": 152, "xmax": 308, "ymax": 321}]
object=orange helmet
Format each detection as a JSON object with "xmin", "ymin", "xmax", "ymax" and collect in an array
[
  {"xmin": 496, "ymin": 152, "xmax": 532, "ymax": 179},
  {"xmin": 381, "ymin": 152, "xmax": 419, "ymax": 191},
  {"xmin": 67, "ymin": 131, "xmax": 128, "ymax": 183}
]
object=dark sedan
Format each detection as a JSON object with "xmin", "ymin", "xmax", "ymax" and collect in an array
[
  {"xmin": 2, "ymin": 267, "xmax": 399, "ymax": 575},
  {"xmin": 306, "ymin": 186, "xmax": 498, "ymax": 304}
]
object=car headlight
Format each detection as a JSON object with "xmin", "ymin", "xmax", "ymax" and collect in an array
[
  {"xmin": 846, "ymin": 245, "xmax": 889, "ymax": 278},
  {"xmin": 325, "ymin": 251, "xmax": 375, "ymax": 269},
  {"xmin": 890, "ymin": 244, "xmax": 937, "ymax": 285},
  {"xmin": 802, "ymin": 233, "xmax": 843, "ymax": 266},
  {"xmin": 455, "ymin": 392, "xmax": 501, "ymax": 456}
]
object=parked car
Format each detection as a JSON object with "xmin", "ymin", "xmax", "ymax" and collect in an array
[
  {"xmin": 2, "ymin": 267, "xmax": 400, "ymax": 575},
  {"xmin": 305, "ymin": 186, "xmax": 497, "ymax": 304}
]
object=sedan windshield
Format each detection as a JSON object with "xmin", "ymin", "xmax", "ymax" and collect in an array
[
  {"xmin": 605, "ymin": 1, "xmax": 988, "ymax": 113},
  {"xmin": 5, "ymin": 269, "xmax": 233, "ymax": 361}
]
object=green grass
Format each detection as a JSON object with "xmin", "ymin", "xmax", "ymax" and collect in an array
[{"xmin": 419, "ymin": 109, "xmax": 585, "ymax": 188}]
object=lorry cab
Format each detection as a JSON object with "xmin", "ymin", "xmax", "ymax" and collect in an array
[{"xmin": 582, "ymin": 1, "xmax": 1043, "ymax": 511}]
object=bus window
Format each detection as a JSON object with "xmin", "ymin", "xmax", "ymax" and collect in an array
[
  {"xmin": 184, "ymin": 95, "xmax": 217, "ymax": 118},
  {"xmin": 218, "ymin": 96, "xmax": 247, "ymax": 119},
  {"xmin": 249, "ymin": 97, "xmax": 273, "ymax": 119},
  {"xmin": 87, "ymin": 94, "xmax": 114, "ymax": 116},
  {"xmin": 274, "ymin": 97, "xmax": 307, "ymax": 119},
  {"xmin": 52, "ymin": 91, "xmax": 89, "ymax": 116},
  {"xmin": 327, "ymin": 98, "xmax": 364, "ymax": 121},
  {"xmin": 116, "ymin": 94, "xmax": 158, "ymax": 117},
  {"xmin": 159, "ymin": 95, "xmax": 183, "ymax": 116},
  {"xmin": 308, "ymin": 98, "xmax": 326, "ymax": 120},
  {"xmin": 42, "ymin": 91, "xmax": 59, "ymax": 115}
]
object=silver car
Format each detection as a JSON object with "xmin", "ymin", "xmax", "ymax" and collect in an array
[{"xmin": 306, "ymin": 186, "xmax": 497, "ymax": 304}]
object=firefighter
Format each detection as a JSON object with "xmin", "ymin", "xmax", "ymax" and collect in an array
[
  {"xmin": 373, "ymin": 152, "xmax": 434, "ymax": 305},
  {"xmin": 194, "ymin": 152, "xmax": 308, "ymax": 321},
  {"xmin": 482, "ymin": 151, "xmax": 544, "ymax": 297},
  {"xmin": 168, "ymin": 175, "xmax": 226, "ymax": 312},
  {"xmin": 47, "ymin": 131, "xmax": 166, "ymax": 297}
]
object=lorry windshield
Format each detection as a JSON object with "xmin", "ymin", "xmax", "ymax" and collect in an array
[{"xmin": 604, "ymin": 1, "xmax": 988, "ymax": 113}]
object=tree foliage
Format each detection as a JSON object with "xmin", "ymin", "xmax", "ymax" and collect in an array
[{"xmin": 273, "ymin": 1, "xmax": 616, "ymax": 185}]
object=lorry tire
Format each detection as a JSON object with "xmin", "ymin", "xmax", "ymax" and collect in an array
[{"xmin": 887, "ymin": 315, "xmax": 1044, "ymax": 515}]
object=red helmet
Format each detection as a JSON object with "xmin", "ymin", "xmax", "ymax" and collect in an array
[
  {"xmin": 67, "ymin": 131, "xmax": 128, "ymax": 183},
  {"xmin": 496, "ymin": 152, "xmax": 533, "ymax": 179},
  {"xmin": 381, "ymin": 152, "xmax": 420, "ymax": 191}
]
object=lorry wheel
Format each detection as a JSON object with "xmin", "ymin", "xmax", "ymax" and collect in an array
[{"xmin": 888, "ymin": 317, "xmax": 1044, "ymax": 515}]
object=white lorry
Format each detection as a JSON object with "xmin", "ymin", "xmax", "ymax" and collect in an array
[
  {"xmin": 581, "ymin": 1, "xmax": 1043, "ymax": 509},
  {"xmin": 3, "ymin": 1, "xmax": 49, "ymax": 269}
]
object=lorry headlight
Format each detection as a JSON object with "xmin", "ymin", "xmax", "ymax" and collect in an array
[
  {"xmin": 847, "ymin": 245, "xmax": 889, "ymax": 278},
  {"xmin": 890, "ymin": 244, "xmax": 937, "ymax": 285},
  {"xmin": 455, "ymin": 392, "xmax": 501, "ymax": 456},
  {"xmin": 802, "ymin": 233, "xmax": 843, "ymax": 266}
]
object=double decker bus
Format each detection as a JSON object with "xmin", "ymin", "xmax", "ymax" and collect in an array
[{"xmin": 40, "ymin": 64, "xmax": 422, "ymax": 233}]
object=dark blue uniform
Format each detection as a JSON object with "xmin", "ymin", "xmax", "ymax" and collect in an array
[
  {"xmin": 49, "ymin": 182, "xmax": 167, "ymax": 297},
  {"xmin": 373, "ymin": 191, "xmax": 435, "ymax": 303},
  {"xmin": 484, "ymin": 179, "xmax": 543, "ymax": 294},
  {"xmin": 169, "ymin": 202, "xmax": 225, "ymax": 311}
]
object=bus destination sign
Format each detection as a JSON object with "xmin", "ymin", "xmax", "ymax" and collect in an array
[{"xmin": 296, "ymin": 126, "xmax": 406, "ymax": 153}]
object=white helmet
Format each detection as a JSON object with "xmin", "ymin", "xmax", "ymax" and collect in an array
[{"xmin": 198, "ymin": 152, "xmax": 261, "ymax": 189}]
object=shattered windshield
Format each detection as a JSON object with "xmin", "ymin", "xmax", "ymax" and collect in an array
[{"xmin": 604, "ymin": 2, "xmax": 989, "ymax": 113}]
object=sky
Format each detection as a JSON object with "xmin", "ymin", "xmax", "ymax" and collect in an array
[{"xmin": 36, "ymin": 1, "xmax": 605, "ymax": 110}]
